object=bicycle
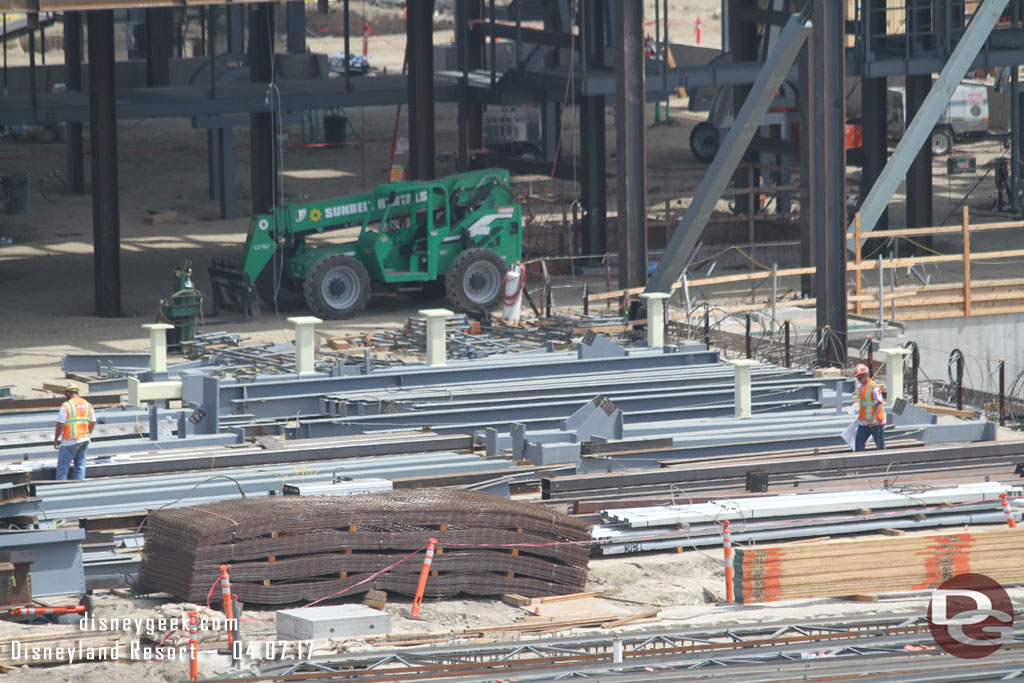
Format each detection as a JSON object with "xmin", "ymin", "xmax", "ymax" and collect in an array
[{"xmin": 38, "ymin": 167, "xmax": 67, "ymax": 202}]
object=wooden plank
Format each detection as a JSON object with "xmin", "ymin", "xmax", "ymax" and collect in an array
[
  {"xmin": 601, "ymin": 607, "xmax": 660, "ymax": 628},
  {"xmin": 501, "ymin": 593, "xmax": 533, "ymax": 607},
  {"xmin": 845, "ymin": 218, "xmax": 1024, "ymax": 240},
  {"xmin": 539, "ymin": 589, "xmax": 620, "ymax": 604},
  {"xmin": 920, "ymin": 404, "xmax": 976, "ymax": 418}
]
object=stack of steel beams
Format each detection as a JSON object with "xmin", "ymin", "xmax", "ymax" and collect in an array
[
  {"xmin": 592, "ymin": 483, "xmax": 1023, "ymax": 554},
  {"xmin": 139, "ymin": 489, "xmax": 590, "ymax": 604}
]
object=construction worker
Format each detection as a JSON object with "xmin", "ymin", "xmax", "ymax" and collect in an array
[
  {"xmin": 853, "ymin": 363, "xmax": 885, "ymax": 451},
  {"xmin": 52, "ymin": 383, "xmax": 95, "ymax": 480}
]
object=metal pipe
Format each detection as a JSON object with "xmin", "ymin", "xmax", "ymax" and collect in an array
[
  {"xmin": 955, "ymin": 350, "xmax": 964, "ymax": 411},
  {"xmin": 2, "ymin": 14, "xmax": 6, "ymax": 93},
  {"xmin": 784, "ymin": 320, "xmax": 791, "ymax": 368},
  {"xmin": 489, "ymin": 0, "xmax": 496, "ymax": 91},
  {"xmin": 999, "ymin": 358, "xmax": 1006, "ymax": 426},
  {"xmin": 344, "ymin": 0, "xmax": 351, "ymax": 92},
  {"xmin": 770, "ymin": 263, "xmax": 777, "ymax": 334},
  {"xmin": 582, "ymin": 282, "xmax": 589, "ymax": 316},
  {"xmin": 877, "ymin": 255, "xmax": 884, "ymax": 338},
  {"xmin": 745, "ymin": 314, "xmax": 752, "ymax": 359},
  {"xmin": 867, "ymin": 336, "xmax": 873, "ymax": 376},
  {"xmin": 703, "ymin": 305, "xmax": 710, "ymax": 349}
]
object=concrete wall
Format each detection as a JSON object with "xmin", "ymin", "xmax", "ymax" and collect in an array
[{"xmin": 901, "ymin": 312, "xmax": 1024, "ymax": 395}]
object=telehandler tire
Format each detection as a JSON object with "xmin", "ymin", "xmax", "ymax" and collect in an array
[
  {"xmin": 256, "ymin": 266, "xmax": 307, "ymax": 311},
  {"xmin": 446, "ymin": 248, "xmax": 506, "ymax": 311},
  {"xmin": 304, "ymin": 254, "xmax": 371, "ymax": 319}
]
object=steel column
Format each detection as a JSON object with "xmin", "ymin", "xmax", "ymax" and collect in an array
[
  {"xmin": 64, "ymin": 12, "xmax": 85, "ymax": 195},
  {"xmin": 860, "ymin": 0, "xmax": 888, "ymax": 248},
  {"xmin": 286, "ymin": 1, "xmax": 305, "ymax": 55},
  {"xmin": 580, "ymin": 0, "xmax": 606, "ymax": 258},
  {"xmin": 852, "ymin": 0, "xmax": 1011, "ymax": 242},
  {"xmin": 407, "ymin": 0, "xmax": 436, "ymax": 180},
  {"xmin": 88, "ymin": 10, "xmax": 121, "ymax": 318},
  {"xmin": 1012, "ymin": 72, "xmax": 1021, "ymax": 212},
  {"xmin": 905, "ymin": 74, "xmax": 933, "ymax": 244},
  {"xmin": 614, "ymin": 0, "xmax": 647, "ymax": 289},
  {"xmin": 456, "ymin": 0, "xmax": 484, "ymax": 171},
  {"xmin": 145, "ymin": 8, "xmax": 172, "ymax": 87},
  {"xmin": 227, "ymin": 5, "xmax": 244, "ymax": 54},
  {"xmin": 646, "ymin": 12, "xmax": 810, "ymax": 294},
  {"xmin": 811, "ymin": 0, "xmax": 848, "ymax": 367},
  {"xmin": 798, "ymin": 40, "xmax": 812, "ymax": 297},
  {"xmin": 218, "ymin": 128, "xmax": 236, "ymax": 219},
  {"xmin": 248, "ymin": 3, "xmax": 275, "ymax": 215},
  {"xmin": 729, "ymin": 0, "xmax": 759, "ymax": 218}
]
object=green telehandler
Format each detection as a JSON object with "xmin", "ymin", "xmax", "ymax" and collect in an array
[{"xmin": 209, "ymin": 168, "xmax": 523, "ymax": 320}]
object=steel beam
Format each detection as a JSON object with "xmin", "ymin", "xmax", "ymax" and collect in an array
[
  {"xmin": 456, "ymin": 0, "xmax": 484, "ymax": 171},
  {"xmin": 860, "ymin": 0, "xmax": 888, "ymax": 244},
  {"xmin": 64, "ymin": 12, "xmax": 85, "ymax": 195},
  {"xmin": 226, "ymin": 4, "xmax": 244, "ymax": 54},
  {"xmin": 88, "ymin": 10, "xmax": 121, "ymax": 318},
  {"xmin": 614, "ymin": 0, "xmax": 647, "ymax": 288},
  {"xmin": 579, "ymin": 0, "xmax": 606, "ymax": 258},
  {"xmin": 904, "ymin": 73, "xmax": 933, "ymax": 247},
  {"xmin": 0, "ymin": 528, "xmax": 85, "ymax": 597},
  {"xmin": 407, "ymin": 0, "xmax": 436, "ymax": 180},
  {"xmin": 286, "ymin": 1, "xmax": 305, "ymax": 55},
  {"xmin": 144, "ymin": 8, "xmax": 171, "ymax": 86},
  {"xmin": 543, "ymin": 440, "xmax": 1024, "ymax": 496},
  {"xmin": 852, "ymin": 0, "xmax": 1011, "ymax": 242},
  {"xmin": 811, "ymin": 0, "xmax": 847, "ymax": 366},
  {"xmin": 645, "ymin": 12, "xmax": 810, "ymax": 294},
  {"xmin": 248, "ymin": 3, "xmax": 275, "ymax": 215}
]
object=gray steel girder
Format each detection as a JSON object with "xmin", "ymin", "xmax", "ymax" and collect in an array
[{"xmin": 853, "ymin": 0, "xmax": 1012, "ymax": 241}]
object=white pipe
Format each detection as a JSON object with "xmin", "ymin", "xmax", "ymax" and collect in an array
[{"xmin": 596, "ymin": 511, "xmax": 1018, "ymax": 555}]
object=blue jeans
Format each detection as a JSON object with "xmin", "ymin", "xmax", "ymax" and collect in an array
[
  {"xmin": 57, "ymin": 441, "xmax": 89, "ymax": 480},
  {"xmin": 855, "ymin": 424, "xmax": 885, "ymax": 451}
]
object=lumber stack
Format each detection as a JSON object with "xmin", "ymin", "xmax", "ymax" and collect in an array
[
  {"xmin": 139, "ymin": 489, "xmax": 590, "ymax": 604},
  {"xmin": 733, "ymin": 528, "xmax": 1024, "ymax": 603}
]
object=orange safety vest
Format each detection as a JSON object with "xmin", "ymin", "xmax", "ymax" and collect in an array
[
  {"xmin": 61, "ymin": 397, "xmax": 94, "ymax": 440},
  {"xmin": 857, "ymin": 380, "xmax": 885, "ymax": 423}
]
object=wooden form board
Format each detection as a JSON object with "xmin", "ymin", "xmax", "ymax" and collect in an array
[{"xmin": 733, "ymin": 528, "xmax": 1024, "ymax": 604}]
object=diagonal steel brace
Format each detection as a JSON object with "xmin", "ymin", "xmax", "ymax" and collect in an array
[
  {"xmin": 645, "ymin": 10, "xmax": 811, "ymax": 294},
  {"xmin": 852, "ymin": 0, "xmax": 1011, "ymax": 244}
]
